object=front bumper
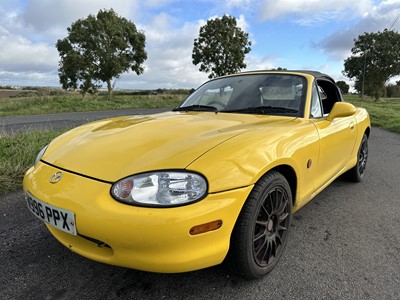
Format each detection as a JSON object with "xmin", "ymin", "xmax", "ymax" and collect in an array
[{"xmin": 23, "ymin": 162, "xmax": 252, "ymax": 273}]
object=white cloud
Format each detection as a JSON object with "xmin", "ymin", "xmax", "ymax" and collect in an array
[
  {"xmin": 115, "ymin": 15, "xmax": 208, "ymax": 89},
  {"xmin": 225, "ymin": 0, "xmax": 253, "ymax": 9},
  {"xmin": 244, "ymin": 55, "xmax": 276, "ymax": 71},
  {"xmin": 259, "ymin": 0, "xmax": 373, "ymax": 23},
  {"xmin": 315, "ymin": 0, "xmax": 400, "ymax": 60},
  {"xmin": 144, "ymin": 0, "xmax": 177, "ymax": 8},
  {"xmin": 388, "ymin": 75, "xmax": 400, "ymax": 84},
  {"xmin": 115, "ymin": 13, "xmax": 254, "ymax": 90},
  {"xmin": 4, "ymin": 0, "xmax": 396, "ymax": 89},
  {"xmin": 236, "ymin": 14, "xmax": 250, "ymax": 33},
  {"xmin": 21, "ymin": 0, "xmax": 138, "ymax": 40},
  {"xmin": 0, "ymin": 27, "xmax": 58, "ymax": 73},
  {"xmin": 0, "ymin": 71, "xmax": 57, "ymax": 86},
  {"xmin": 0, "ymin": 0, "xmax": 218, "ymax": 89}
]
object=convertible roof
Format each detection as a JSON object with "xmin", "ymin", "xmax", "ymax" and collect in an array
[
  {"xmin": 287, "ymin": 70, "xmax": 335, "ymax": 82},
  {"xmin": 238, "ymin": 70, "xmax": 336, "ymax": 83}
]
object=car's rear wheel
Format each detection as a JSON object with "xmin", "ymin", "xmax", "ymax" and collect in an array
[
  {"xmin": 231, "ymin": 171, "xmax": 292, "ymax": 279},
  {"xmin": 344, "ymin": 134, "xmax": 368, "ymax": 182}
]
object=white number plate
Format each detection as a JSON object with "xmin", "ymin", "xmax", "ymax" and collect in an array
[{"xmin": 26, "ymin": 193, "xmax": 77, "ymax": 235}]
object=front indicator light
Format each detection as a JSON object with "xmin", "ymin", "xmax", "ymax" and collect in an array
[
  {"xmin": 111, "ymin": 171, "xmax": 208, "ymax": 207},
  {"xmin": 189, "ymin": 220, "xmax": 223, "ymax": 235}
]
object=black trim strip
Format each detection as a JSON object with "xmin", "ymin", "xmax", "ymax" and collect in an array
[
  {"xmin": 41, "ymin": 160, "xmax": 113, "ymax": 184},
  {"xmin": 78, "ymin": 233, "xmax": 111, "ymax": 248}
]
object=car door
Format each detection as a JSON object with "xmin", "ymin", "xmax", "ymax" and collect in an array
[{"xmin": 310, "ymin": 80, "xmax": 357, "ymax": 192}]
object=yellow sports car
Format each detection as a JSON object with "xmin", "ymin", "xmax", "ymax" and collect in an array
[{"xmin": 23, "ymin": 70, "xmax": 370, "ymax": 279}]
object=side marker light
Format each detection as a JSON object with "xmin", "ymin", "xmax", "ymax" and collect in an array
[{"xmin": 189, "ymin": 220, "xmax": 223, "ymax": 235}]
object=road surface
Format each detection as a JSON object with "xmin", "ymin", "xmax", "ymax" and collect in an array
[
  {"xmin": 0, "ymin": 122, "xmax": 399, "ymax": 299},
  {"xmin": 0, "ymin": 108, "xmax": 170, "ymax": 135}
]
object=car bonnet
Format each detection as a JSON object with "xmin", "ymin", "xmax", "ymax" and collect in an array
[{"xmin": 40, "ymin": 111, "xmax": 294, "ymax": 182}]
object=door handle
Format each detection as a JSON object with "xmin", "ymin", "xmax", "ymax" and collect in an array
[{"xmin": 349, "ymin": 122, "xmax": 355, "ymax": 129}]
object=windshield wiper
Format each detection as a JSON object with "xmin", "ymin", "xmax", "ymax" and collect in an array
[
  {"xmin": 173, "ymin": 105, "xmax": 218, "ymax": 112},
  {"xmin": 222, "ymin": 106, "xmax": 298, "ymax": 114}
]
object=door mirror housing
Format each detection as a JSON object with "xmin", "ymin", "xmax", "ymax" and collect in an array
[{"xmin": 326, "ymin": 102, "xmax": 356, "ymax": 121}]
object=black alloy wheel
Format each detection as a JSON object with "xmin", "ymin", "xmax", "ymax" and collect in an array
[
  {"xmin": 231, "ymin": 171, "xmax": 292, "ymax": 279},
  {"xmin": 253, "ymin": 184, "xmax": 290, "ymax": 267},
  {"xmin": 358, "ymin": 135, "xmax": 368, "ymax": 177}
]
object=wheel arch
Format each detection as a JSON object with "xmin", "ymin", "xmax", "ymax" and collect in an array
[
  {"xmin": 269, "ymin": 164, "xmax": 297, "ymax": 205},
  {"xmin": 227, "ymin": 165, "xmax": 296, "ymax": 278},
  {"xmin": 364, "ymin": 126, "xmax": 371, "ymax": 138}
]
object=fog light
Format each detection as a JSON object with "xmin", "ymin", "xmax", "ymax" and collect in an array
[{"xmin": 189, "ymin": 220, "xmax": 223, "ymax": 235}]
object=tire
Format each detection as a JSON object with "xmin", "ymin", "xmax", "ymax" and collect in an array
[
  {"xmin": 344, "ymin": 134, "xmax": 368, "ymax": 182},
  {"xmin": 230, "ymin": 171, "xmax": 292, "ymax": 279}
]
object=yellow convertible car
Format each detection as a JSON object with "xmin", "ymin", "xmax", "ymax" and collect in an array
[{"xmin": 23, "ymin": 70, "xmax": 370, "ymax": 279}]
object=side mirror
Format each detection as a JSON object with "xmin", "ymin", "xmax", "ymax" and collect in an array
[{"xmin": 326, "ymin": 102, "xmax": 356, "ymax": 121}]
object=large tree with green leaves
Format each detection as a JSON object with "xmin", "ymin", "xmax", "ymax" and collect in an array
[
  {"xmin": 343, "ymin": 29, "xmax": 400, "ymax": 100},
  {"xmin": 336, "ymin": 81, "xmax": 350, "ymax": 94},
  {"xmin": 192, "ymin": 15, "xmax": 251, "ymax": 79},
  {"xmin": 56, "ymin": 9, "xmax": 147, "ymax": 98}
]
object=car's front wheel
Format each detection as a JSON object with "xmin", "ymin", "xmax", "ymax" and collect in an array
[{"xmin": 231, "ymin": 171, "xmax": 292, "ymax": 279}]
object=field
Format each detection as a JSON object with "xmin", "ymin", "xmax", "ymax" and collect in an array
[
  {"xmin": 1, "ymin": 91, "xmax": 399, "ymax": 194},
  {"xmin": 0, "ymin": 90, "xmax": 186, "ymax": 117},
  {"xmin": 345, "ymin": 95, "xmax": 400, "ymax": 133},
  {"xmin": 1, "ymin": 91, "xmax": 398, "ymax": 133},
  {"xmin": 0, "ymin": 90, "xmax": 21, "ymax": 98}
]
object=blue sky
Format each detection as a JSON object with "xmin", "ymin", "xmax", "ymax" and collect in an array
[{"xmin": 0, "ymin": 0, "xmax": 399, "ymax": 90}]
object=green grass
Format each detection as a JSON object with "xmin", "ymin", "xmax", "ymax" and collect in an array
[
  {"xmin": 0, "ymin": 129, "xmax": 67, "ymax": 193},
  {"xmin": 0, "ymin": 93, "xmax": 186, "ymax": 117},
  {"xmin": 0, "ymin": 92, "xmax": 186, "ymax": 193},
  {"xmin": 2, "ymin": 93, "xmax": 398, "ymax": 133},
  {"xmin": 1, "ymin": 93, "xmax": 398, "ymax": 194},
  {"xmin": 344, "ymin": 95, "xmax": 400, "ymax": 133}
]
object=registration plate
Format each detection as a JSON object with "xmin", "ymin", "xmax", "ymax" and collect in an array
[{"xmin": 26, "ymin": 193, "xmax": 77, "ymax": 235}]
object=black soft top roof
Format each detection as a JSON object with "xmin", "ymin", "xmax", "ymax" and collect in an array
[
  {"xmin": 238, "ymin": 70, "xmax": 336, "ymax": 83},
  {"xmin": 288, "ymin": 70, "xmax": 336, "ymax": 82}
]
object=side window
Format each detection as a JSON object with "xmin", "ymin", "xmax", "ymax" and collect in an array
[
  {"xmin": 201, "ymin": 86, "xmax": 232, "ymax": 105},
  {"xmin": 316, "ymin": 79, "xmax": 342, "ymax": 114},
  {"xmin": 310, "ymin": 83, "xmax": 323, "ymax": 118}
]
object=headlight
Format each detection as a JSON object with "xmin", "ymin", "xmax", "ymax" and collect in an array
[
  {"xmin": 34, "ymin": 145, "xmax": 48, "ymax": 167},
  {"xmin": 111, "ymin": 171, "xmax": 208, "ymax": 207}
]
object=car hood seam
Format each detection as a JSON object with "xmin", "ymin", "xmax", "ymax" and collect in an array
[{"xmin": 41, "ymin": 160, "xmax": 114, "ymax": 184}]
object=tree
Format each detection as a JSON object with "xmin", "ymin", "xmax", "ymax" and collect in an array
[
  {"xmin": 343, "ymin": 29, "xmax": 400, "ymax": 100},
  {"xmin": 192, "ymin": 15, "xmax": 251, "ymax": 79},
  {"xmin": 336, "ymin": 81, "xmax": 350, "ymax": 94},
  {"xmin": 56, "ymin": 9, "xmax": 147, "ymax": 98},
  {"xmin": 386, "ymin": 84, "xmax": 400, "ymax": 97}
]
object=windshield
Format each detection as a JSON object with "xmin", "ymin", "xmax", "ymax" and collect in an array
[{"xmin": 175, "ymin": 74, "xmax": 306, "ymax": 116}]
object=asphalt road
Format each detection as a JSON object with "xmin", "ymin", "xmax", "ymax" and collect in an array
[
  {"xmin": 0, "ymin": 122, "xmax": 399, "ymax": 299},
  {"xmin": 0, "ymin": 108, "xmax": 170, "ymax": 135}
]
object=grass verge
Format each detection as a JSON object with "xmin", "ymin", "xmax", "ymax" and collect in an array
[
  {"xmin": 0, "ymin": 93, "xmax": 185, "ymax": 117},
  {"xmin": 344, "ymin": 95, "xmax": 400, "ymax": 133},
  {"xmin": 0, "ymin": 129, "xmax": 67, "ymax": 193},
  {"xmin": 1, "ymin": 94, "xmax": 398, "ymax": 194}
]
